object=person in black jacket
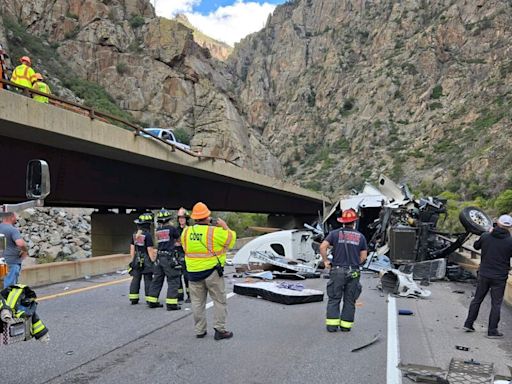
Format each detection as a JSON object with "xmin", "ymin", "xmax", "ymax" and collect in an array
[{"xmin": 463, "ymin": 214, "xmax": 512, "ymax": 338}]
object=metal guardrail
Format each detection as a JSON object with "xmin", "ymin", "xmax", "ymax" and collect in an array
[{"xmin": 0, "ymin": 78, "xmax": 240, "ymax": 167}]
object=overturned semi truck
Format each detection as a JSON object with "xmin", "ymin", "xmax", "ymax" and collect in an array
[{"xmin": 233, "ymin": 175, "xmax": 492, "ymax": 275}]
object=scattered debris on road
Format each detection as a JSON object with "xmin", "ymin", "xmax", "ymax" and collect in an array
[
  {"xmin": 380, "ymin": 269, "xmax": 431, "ymax": 298},
  {"xmin": 351, "ymin": 333, "xmax": 380, "ymax": 352},
  {"xmin": 455, "ymin": 345, "xmax": 470, "ymax": 351},
  {"xmin": 398, "ymin": 309, "xmax": 414, "ymax": 316}
]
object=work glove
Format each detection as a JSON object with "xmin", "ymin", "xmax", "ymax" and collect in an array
[{"xmin": 0, "ymin": 308, "xmax": 13, "ymax": 324}]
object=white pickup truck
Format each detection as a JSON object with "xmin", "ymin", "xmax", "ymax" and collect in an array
[{"xmin": 142, "ymin": 128, "xmax": 191, "ymax": 151}]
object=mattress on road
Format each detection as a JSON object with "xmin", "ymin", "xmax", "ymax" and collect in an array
[{"xmin": 234, "ymin": 282, "xmax": 324, "ymax": 305}]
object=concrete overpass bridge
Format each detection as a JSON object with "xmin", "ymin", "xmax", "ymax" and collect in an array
[{"xmin": 0, "ymin": 89, "xmax": 327, "ymax": 254}]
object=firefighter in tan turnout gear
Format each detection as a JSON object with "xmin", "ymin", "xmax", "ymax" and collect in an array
[
  {"xmin": 320, "ymin": 209, "xmax": 368, "ymax": 332},
  {"xmin": 145, "ymin": 208, "xmax": 182, "ymax": 310}
]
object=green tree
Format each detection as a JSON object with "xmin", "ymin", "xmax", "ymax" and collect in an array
[{"xmin": 494, "ymin": 189, "xmax": 512, "ymax": 214}]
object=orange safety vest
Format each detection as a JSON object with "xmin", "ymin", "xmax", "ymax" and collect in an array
[
  {"xmin": 11, "ymin": 64, "xmax": 36, "ymax": 88},
  {"xmin": 32, "ymin": 81, "xmax": 51, "ymax": 103}
]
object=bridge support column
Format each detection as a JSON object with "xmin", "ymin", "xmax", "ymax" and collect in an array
[
  {"xmin": 267, "ymin": 214, "xmax": 317, "ymax": 230},
  {"xmin": 91, "ymin": 212, "xmax": 138, "ymax": 256}
]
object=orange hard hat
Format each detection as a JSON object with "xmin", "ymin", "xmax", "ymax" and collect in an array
[
  {"xmin": 20, "ymin": 56, "xmax": 31, "ymax": 65},
  {"xmin": 190, "ymin": 202, "xmax": 211, "ymax": 220},
  {"xmin": 34, "ymin": 73, "xmax": 43, "ymax": 81},
  {"xmin": 338, "ymin": 209, "xmax": 358, "ymax": 223}
]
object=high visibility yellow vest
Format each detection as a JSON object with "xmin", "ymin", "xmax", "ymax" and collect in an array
[
  {"xmin": 181, "ymin": 224, "xmax": 236, "ymax": 272},
  {"xmin": 11, "ymin": 64, "xmax": 36, "ymax": 88},
  {"xmin": 33, "ymin": 81, "xmax": 51, "ymax": 103}
]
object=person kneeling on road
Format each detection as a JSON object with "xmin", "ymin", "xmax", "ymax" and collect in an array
[
  {"xmin": 128, "ymin": 213, "xmax": 156, "ymax": 305},
  {"xmin": 146, "ymin": 208, "xmax": 182, "ymax": 311},
  {"xmin": 181, "ymin": 202, "xmax": 236, "ymax": 340},
  {"xmin": 320, "ymin": 209, "xmax": 367, "ymax": 333}
]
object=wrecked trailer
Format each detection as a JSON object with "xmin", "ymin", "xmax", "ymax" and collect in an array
[
  {"xmin": 324, "ymin": 175, "xmax": 493, "ymax": 268},
  {"xmin": 232, "ymin": 229, "xmax": 322, "ymax": 275}
]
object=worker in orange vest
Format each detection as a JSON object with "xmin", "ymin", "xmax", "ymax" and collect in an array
[
  {"xmin": 11, "ymin": 56, "xmax": 37, "ymax": 90},
  {"xmin": 32, "ymin": 73, "xmax": 51, "ymax": 103}
]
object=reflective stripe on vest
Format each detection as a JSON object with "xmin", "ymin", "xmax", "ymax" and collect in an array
[
  {"xmin": 11, "ymin": 65, "xmax": 35, "ymax": 87},
  {"xmin": 182, "ymin": 225, "xmax": 235, "ymax": 272}
]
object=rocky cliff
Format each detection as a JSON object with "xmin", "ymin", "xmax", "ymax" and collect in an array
[
  {"xmin": 174, "ymin": 14, "xmax": 232, "ymax": 61},
  {"xmin": 3, "ymin": 0, "xmax": 512, "ymax": 201},
  {"xmin": 229, "ymin": 0, "xmax": 512, "ymax": 200},
  {"xmin": 0, "ymin": 0, "xmax": 282, "ymax": 177}
]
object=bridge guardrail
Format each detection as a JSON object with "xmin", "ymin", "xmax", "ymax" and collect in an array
[{"xmin": 0, "ymin": 79, "xmax": 240, "ymax": 167}]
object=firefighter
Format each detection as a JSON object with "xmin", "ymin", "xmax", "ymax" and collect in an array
[
  {"xmin": 145, "ymin": 208, "xmax": 182, "ymax": 310},
  {"xmin": 32, "ymin": 73, "xmax": 51, "ymax": 103},
  {"xmin": 128, "ymin": 213, "xmax": 156, "ymax": 305},
  {"xmin": 181, "ymin": 202, "xmax": 236, "ymax": 339},
  {"xmin": 10, "ymin": 56, "xmax": 37, "ymax": 90},
  {"xmin": 320, "ymin": 209, "xmax": 368, "ymax": 332},
  {"xmin": 176, "ymin": 207, "xmax": 190, "ymax": 303},
  {"xmin": 0, "ymin": 284, "xmax": 49, "ymax": 343}
]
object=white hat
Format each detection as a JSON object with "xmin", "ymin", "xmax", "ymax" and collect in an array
[{"xmin": 498, "ymin": 214, "xmax": 512, "ymax": 228}]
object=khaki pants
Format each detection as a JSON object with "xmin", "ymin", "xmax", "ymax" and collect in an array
[{"xmin": 189, "ymin": 271, "xmax": 227, "ymax": 335}]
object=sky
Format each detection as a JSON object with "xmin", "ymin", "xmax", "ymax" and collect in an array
[{"xmin": 153, "ymin": 0, "xmax": 286, "ymax": 46}]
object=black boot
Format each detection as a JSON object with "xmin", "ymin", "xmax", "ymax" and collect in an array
[
  {"xmin": 166, "ymin": 304, "xmax": 181, "ymax": 311},
  {"xmin": 148, "ymin": 302, "xmax": 163, "ymax": 308},
  {"xmin": 130, "ymin": 300, "xmax": 139, "ymax": 305},
  {"xmin": 214, "ymin": 329, "xmax": 233, "ymax": 340}
]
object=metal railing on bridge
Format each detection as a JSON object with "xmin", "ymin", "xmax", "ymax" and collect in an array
[{"xmin": 0, "ymin": 79, "xmax": 240, "ymax": 167}]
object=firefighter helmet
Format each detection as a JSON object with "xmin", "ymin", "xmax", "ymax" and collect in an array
[
  {"xmin": 157, "ymin": 208, "xmax": 172, "ymax": 223},
  {"xmin": 190, "ymin": 202, "xmax": 211, "ymax": 220},
  {"xmin": 134, "ymin": 212, "xmax": 153, "ymax": 224},
  {"xmin": 338, "ymin": 209, "xmax": 358, "ymax": 223}
]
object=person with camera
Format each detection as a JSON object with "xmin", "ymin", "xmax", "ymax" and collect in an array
[{"xmin": 180, "ymin": 202, "xmax": 236, "ymax": 340}]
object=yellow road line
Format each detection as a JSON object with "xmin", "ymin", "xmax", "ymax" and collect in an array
[{"xmin": 38, "ymin": 277, "xmax": 131, "ymax": 302}]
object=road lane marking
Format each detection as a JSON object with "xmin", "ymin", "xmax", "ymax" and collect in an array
[
  {"xmin": 38, "ymin": 277, "xmax": 132, "ymax": 301},
  {"xmin": 387, "ymin": 295, "xmax": 402, "ymax": 384}
]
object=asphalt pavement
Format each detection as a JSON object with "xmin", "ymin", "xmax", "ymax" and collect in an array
[{"xmin": 0, "ymin": 269, "xmax": 510, "ymax": 384}]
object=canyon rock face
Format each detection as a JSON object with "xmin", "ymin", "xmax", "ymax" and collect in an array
[
  {"xmin": 229, "ymin": 0, "xmax": 512, "ymax": 199},
  {"xmin": 1, "ymin": 0, "xmax": 282, "ymax": 178}
]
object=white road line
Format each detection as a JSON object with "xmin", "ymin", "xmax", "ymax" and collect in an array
[
  {"xmin": 205, "ymin": 292, "xmax": 236, "ymax": 309},
  {"xmin": 387, "ymin": 295, "xmax": 402, "ymax": 384}
]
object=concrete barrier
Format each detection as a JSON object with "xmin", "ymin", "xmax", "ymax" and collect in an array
[
  {"xmin": 453, "ymin": 251, "xmax": 512, "ymax": 307},
  {"xmin": 4, "ymin": 254, "xmax": 132, "ymax": 287}
]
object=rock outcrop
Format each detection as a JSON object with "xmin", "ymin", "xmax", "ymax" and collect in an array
[
  {"xmin": 0, "ymin": 0, "xmax": 282, "ymax": 177},
  {"xmin": 229, "ymin": 0, "xmax": 512, "ymax": 198},
  {"xmin": 174, "ymin": 14, "xmax": 232, "ymax": 61},
  {"xmin": 18, "ymin": 208, "xmax": 92, "ymax": 263}
]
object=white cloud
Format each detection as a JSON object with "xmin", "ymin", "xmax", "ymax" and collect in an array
[
  {"xmin": 155, "ymin": 1, "xmax": 277, "ymax": 46},
  {"xmin": 153, "ymin": 0, "xmax": 200, "ymax": 18}
]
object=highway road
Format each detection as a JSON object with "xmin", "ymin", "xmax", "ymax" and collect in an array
[{"xmin": 1, "ymin": 269, "xmax": 511, "ymax": 384}]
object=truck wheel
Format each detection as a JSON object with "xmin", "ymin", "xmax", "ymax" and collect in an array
[{"xmin": 459, "ymin": 206, "xmax": 493, "ymax": 235}]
